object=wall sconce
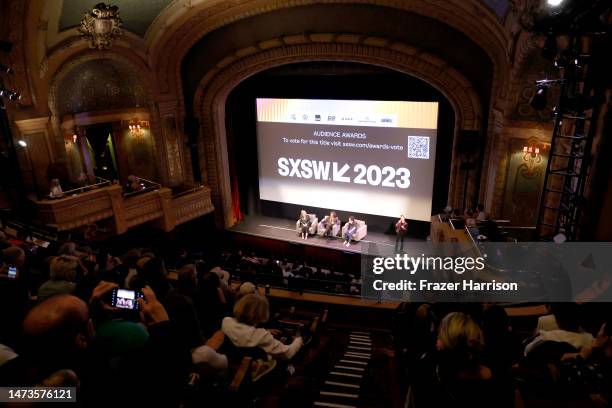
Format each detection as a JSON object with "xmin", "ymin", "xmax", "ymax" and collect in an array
[
  {"xmin": 73, "ymin": 134, "xmax": 78, "ymax": 143},
  {"xmin": 127, "ymin": 119, "xmax": 148, "ymax": 137},
  {"xmin": 522, "ymin": 145, "xmax": 542, "ymax": 164}
]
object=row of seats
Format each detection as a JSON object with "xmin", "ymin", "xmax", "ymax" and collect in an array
[{"xmin": 295, "ymin": 214, "xmax": 368, "ymax": 241}]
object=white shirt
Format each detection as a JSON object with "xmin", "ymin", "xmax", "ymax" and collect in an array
[
  {"xmin": 524, "ymin": 329, "xmax": 594, "ymax": 356},
  {"xmin": 192, "ymin": 345, "xmax": 228, "ymax": 375},
  {"xmin": 222, "ymin": 317, "xmax": 302, "ymax": 360}
]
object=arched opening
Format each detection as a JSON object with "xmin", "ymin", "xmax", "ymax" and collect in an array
[{"xmin": 48, "ymin": 58, "xmax": 158, "ymax": 188}]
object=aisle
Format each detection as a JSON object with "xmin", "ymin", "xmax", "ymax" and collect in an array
[{"xmin": 313, "ymin": 331, "xmax": 373, "ymax": 408}]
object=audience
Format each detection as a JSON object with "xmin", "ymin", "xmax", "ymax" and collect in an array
[
  {"xmin": 222, "ymin": 294, "xmax": 303, "ymax": 360},
  {"xmin": 0, "ymin": 221, "xmax": 609, "ymax": 407}
]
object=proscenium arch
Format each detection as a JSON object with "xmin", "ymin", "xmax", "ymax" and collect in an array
[
  {"xmin": 151, "ymin": 0, "xmax": 508, "ymax": 99},
  {"xmin": 192, "ymin": 39, "xmax": 483, "ymax": 228}
]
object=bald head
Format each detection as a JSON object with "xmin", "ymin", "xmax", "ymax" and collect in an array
[{"xmin": 23, "ymin": 294, "xmax": 89, "ymax": 338}]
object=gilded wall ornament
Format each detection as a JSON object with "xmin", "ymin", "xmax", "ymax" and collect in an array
[{"xmin": 79, "ymin": 3, "xmax": 123, "ymax": 50}]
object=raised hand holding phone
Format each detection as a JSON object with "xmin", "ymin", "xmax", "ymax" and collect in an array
[{"xmin": 137, "ymin": 285, "xmax": 169, "ymax": 325}]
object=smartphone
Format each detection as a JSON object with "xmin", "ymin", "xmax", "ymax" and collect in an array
[
  {"xmin": 111, "ymin": 288, "xmax": 144, "ymax": 310},
  {"xmin": 7, "ymin": 266, "xmax": 17, "ymax": 279}
]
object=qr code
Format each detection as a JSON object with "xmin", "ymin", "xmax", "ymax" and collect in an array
[{"xmin": 407, "ymin": 136, "xmax": 430, "ymax": 159}]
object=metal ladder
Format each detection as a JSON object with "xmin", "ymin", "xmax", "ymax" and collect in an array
[{"xmin": 535, "ymin": 36, "xmax": 597, "ymax": 241}]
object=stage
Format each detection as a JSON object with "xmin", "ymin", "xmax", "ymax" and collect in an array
[{"xmin": 227, "ymin": 215, "xmax": 423, "ymax": 255}]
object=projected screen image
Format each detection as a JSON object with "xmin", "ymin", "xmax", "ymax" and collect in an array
[{"xmin": 256, "ymin": 98, "xmax": 439, "ymax": 221}]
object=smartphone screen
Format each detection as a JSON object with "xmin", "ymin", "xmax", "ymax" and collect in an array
[
  {"xmin": 8, "ymin": 266, "xmax": 17, "ymax": 279},
  {"xmin": 111, "ymin": 288, "xmax": 144, "ymax": 310}
]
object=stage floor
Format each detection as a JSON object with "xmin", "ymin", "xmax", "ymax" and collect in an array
[{"xmin": 228, "ymin": 215, "xmax": 422, "ymax": 254}]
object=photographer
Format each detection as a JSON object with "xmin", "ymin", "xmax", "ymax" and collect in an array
[{"xmin": 1, "ymin": 282, "xmax": 191, "ymax": 407}]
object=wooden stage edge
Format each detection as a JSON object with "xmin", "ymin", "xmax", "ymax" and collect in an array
[{"xmin": 227, "ymin": 215, "xmax": 423, "ymax": 255}]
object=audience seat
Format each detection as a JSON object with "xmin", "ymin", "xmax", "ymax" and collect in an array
[
  {"xmin": 341, "ymin": 219, "xmax": 367, "ymax": 241},
  {"xmin": 295, "ymin": 214, "xmax": 318, "ymax": 235}
]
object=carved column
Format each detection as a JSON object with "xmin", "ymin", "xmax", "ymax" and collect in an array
[
  {"xmin": 156, "ymin": 187, "xmax": 176, "ymax": 232},
  {"xmin": 13, "ymin": 116, "xmax": 54, "ymax": 195},
  {"xmin": 106, "ymin": 184, "xmax": 127, "ymax": 234},
  {"xmin": 158, "ymin": 100, "xmax": 189, "ymax": 186}
]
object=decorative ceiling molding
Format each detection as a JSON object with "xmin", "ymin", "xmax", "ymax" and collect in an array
[
  {"xmin": 194, "ymin": 35, "xmax": 482, "ymax": 131},
  {"xmin": 146, "ymin": 0, "xmax": 509, "ymax": 96}
]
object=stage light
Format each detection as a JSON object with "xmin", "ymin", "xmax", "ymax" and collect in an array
[
  {"xmin": 541, "ymin": 34, "xmax": 558, "ymax": 60},
  {"xmin": 547, "ymin": 0, "xmax": 564, "ymax": 6},
  {"xmin": 17, "ymin": 140, "xmax": 27, "ymax": 147},
  {"xmin": 530, "ymin": 86, "xmax": 548, "ymax": 111}
]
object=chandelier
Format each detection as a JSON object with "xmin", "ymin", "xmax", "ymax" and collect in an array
[{"xmin": 79, "ymin": 3, "xmax": 123, "ymax": 50}]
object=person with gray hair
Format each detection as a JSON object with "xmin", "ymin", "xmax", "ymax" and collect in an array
[{"xmin": 36, "ymin": 255, "xmax": 79, "ymax": 302}]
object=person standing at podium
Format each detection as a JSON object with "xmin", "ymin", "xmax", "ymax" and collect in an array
[{"xmin": 395, "ymin": 214, "xmax": 408, "ymax": 251}]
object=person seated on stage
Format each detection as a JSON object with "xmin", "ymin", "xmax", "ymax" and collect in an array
[
  {"xmin": 49, "ymin": 178, "xmax": 64, "ymax": 198},
  {"xmin": 321, "ymin": 211, "xmax": 340, "ymax": 238},
  {"xmin": 343, "ymin": 216, "xmax": 359, "ymax": 246},
  {"xmin": 222, "ymin": 294, "xmax": 303, "ymax": 360},
  {"xmin": 395, "ymin": 214, "xmax": 408, "ymax": 251},
  {"xmin": 298, "ymin": 210, "xmax": 311, "ymax": 240}
]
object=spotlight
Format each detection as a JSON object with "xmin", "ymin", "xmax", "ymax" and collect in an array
[
  {"xmin": 547, "ymin": 0, "xmax": 564, "ymax": 6},
  {"xmin": 17, "ymin": 140, "xmax": 27, "ymax": 147},
  {"xmin": 0, "ymin": 64, "xmax": 13, "ymax": 74},
  {"xmin": 541, "ymin": 34, "xmax": 558, "ymax": 60},
  {"xmin": 530, "ymin": 86, "xmax": 549, "ymax": 111}
]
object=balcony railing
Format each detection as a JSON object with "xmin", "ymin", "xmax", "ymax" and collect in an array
[{"xmin": 34, "ymin": 182, "xmax": 214, "ymax": 233}]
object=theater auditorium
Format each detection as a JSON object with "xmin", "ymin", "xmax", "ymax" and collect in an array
[{"xmin": 0, "ymin": 1, "xmax": 611, "ymax": 407}]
